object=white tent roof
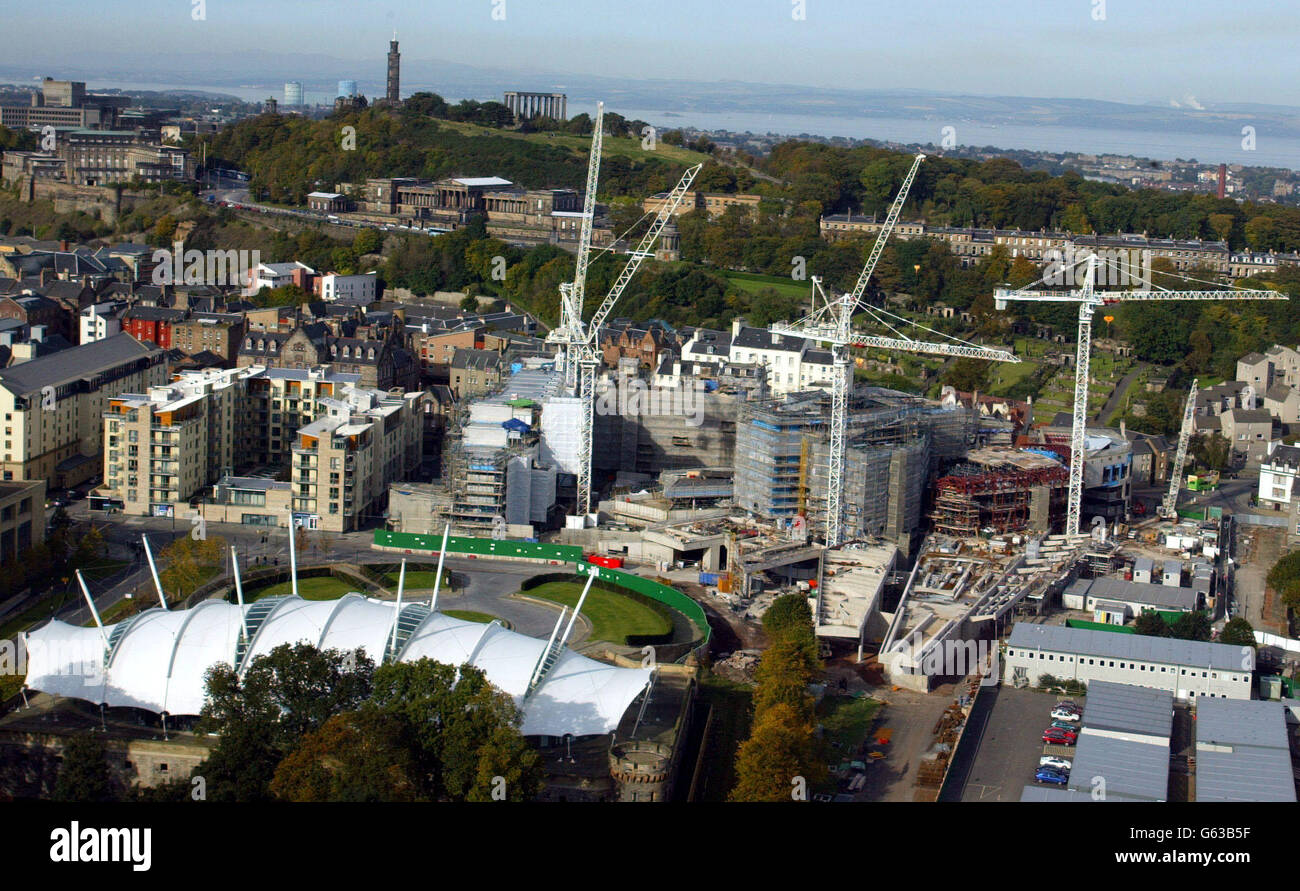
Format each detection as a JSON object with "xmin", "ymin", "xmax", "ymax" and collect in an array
[{"xmin": 22, "ymin": 594, "xmax": 650, "ymax": 737}]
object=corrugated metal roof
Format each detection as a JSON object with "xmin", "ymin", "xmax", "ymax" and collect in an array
[
  {"xmin": 1008, "ymin": 623, "xmax": 1245, "ymax": 672},
  {"xmin": 1067, "ymin": 732, "xmax": 1169, "ymax": 801},
  {"xmin": 1195, "ymin": 698, "xmax": 1296, "ymax": 802},
  {"xmin": 1083, "ymin": 680, "xmax": 1173, "ymax": 738}
]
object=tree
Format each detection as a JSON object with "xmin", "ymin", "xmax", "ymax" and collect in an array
[
  {"xmin": 730, "ymin": 703, "xmax": 825, "ymax": 802},
  {"xmin": 369, "ymin": 659, "xmax": 541, "ymax": 801},
  {"xmin": 752, "ymin": 635, "xmax": 821, "ymax": 720},
  {"xmin": 270, "ymin": 706, "xmax": 422, "ymax": 802},
  {"xmin": 353, "ymin": 227, "xmax": 381, "ymax": 256},
  {"xmin": 1191, "ymin": 433, "xmax": 1231, "ymax": 473},
  {"xmin": 943, "ymin": 357, "xmax": 991, "ymax": 393},
  {"xmin": 459, "ymin": 293, "xmax": 479, "ymax": 312},
  {"xmin": 194, "ymin": 643, "xmax": 375, "ymax": 801},
  {"xmin": 53, "ymin": 734, "xmax": 120, "ymax": 802},
  {"xmin": 1133, "ymin": 610, "xmax": 1170, "ymax": 637},
  {"xmin": 1267, "ymin": 550, "xmax": 1300, "ymax": 610},
  {"xmin": 1170, "ymin": 611, "xmax": 1212, "ymax": 642},
  {"xmin": 1220, "ymin": 617, "xmax": 1256, "ymax": 649},
  {"xmin": 762, "ymin": 593, "xmax": 814, "ymax": 644}
]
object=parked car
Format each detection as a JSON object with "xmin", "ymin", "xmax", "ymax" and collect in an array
[
  {"xmin": 1043, "ymin": 727, "xmax": 1078, "ymax": 745},
  {"xmin": 1050, "ymin": 719, "xmax": 1080, "ymax": 733},
  {"xmin": 1039, "ymin": 755, "xmax": 1073, "ymax": 771},
  {"xmin": 1050, "ymin": 708, "xmax": 1081, "ymax": 722},
  {"xmin": 1035, "ymin": 766, "xmax": 1069, "ymax": 786}
]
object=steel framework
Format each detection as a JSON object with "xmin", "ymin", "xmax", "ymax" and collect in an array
[
  {"xmin": 1162, "ymin": 378, "xmax": 1199, "ymax": 519},
  {"xmin": 771, "ymin": 154, "xmax": 1019, "ymax": 546},
  {"xmin": 995, "ymin": 254, "xmax": 1286, "ymax": 536}
]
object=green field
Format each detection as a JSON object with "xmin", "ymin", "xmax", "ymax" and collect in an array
[
  {"xmin": 434, "ymin": 120, "xmax": 712, "ymax": 167},
  {"xmin": 245, "ymin": 576, "xmax": 357, "ymax": 601},
  {"xmin": 443, "ymin": 609, "xmax": 496, "ymax": 624},
  {"xmin": 986, "ymin": 358, "xmax": 1039, "ymax": 396},
  {"xmin": 380, "ymin": 570, "xmax": 450, "ymax": 591},
  {"xmin": 722, "ymin": 270, "xmax": 810, "ymax": 300},
  {"xmin": 518, "ymin": 580, "xmax": 672, "ymax": 645}
]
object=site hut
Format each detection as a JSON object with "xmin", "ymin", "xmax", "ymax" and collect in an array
[
  {"xmin": 1194, "ymin": 697, "xmax": 1298, "ymax": 802},
  {"xmin": 1061, "ymin": 576, "xmax": 1201, "ymax": 626},
  {"xmin": 1003, "ymin": 624, "xmax": 1253, "ymax": 701},
  {"xmin": 1021, "ymin": 681, "xmax": 1174, "ymax": 802}
]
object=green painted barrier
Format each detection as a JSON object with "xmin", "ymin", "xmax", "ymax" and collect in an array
[
  {"xmin": 574, "ymin": 562, "xmax": 712, "ymax": 649},
  {"xmin": 374, "ymin": 529, "xmax": 584, "ymax": 562},
  {"xmin": 373, "ymin": 530, "xmax": 712, "ymax": 656},
  {"xmin": 1065, "ymin": 619, "xmax": 1134, "ymax": 634}
]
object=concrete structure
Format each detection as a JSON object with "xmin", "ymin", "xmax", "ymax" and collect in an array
[
  {"xmin": 0, "ymin": 334, "xmax": 169, "ymax": 487},
  {"xmin": 1004, "ymin": 624, "xmax": 1253, "ymax": 701},
  {"xmin": 503, "ymin": 91, "xmax": 567, "ymax": 120},
  {"xmin": 199, "ymin": 475, "xmax": 292, "ymax": 527}
]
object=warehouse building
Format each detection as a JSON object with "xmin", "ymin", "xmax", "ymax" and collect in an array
[
  {"xmin": 1004, "ymin": 624, "xmax": 1253, "ymax": 700},
  {"xmin": 1062, "ymin": 576, "xmax": 1202, "ymax": 623}
]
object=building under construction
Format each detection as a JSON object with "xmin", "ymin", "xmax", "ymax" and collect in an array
[
  {"xmin": 929, "ymin": 446, "xmax": 1068, "ymax": 537},
  {"xmin": 734, "ymin": 387, "xmax": 975, "ymax": 554}
]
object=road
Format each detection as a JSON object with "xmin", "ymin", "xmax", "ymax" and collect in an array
[{"xmin": 1096, "ymin": 363, "xmax": 1147, "ymax": 425}]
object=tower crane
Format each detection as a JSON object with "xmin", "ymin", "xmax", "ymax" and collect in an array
[
  {"xmin": 995, "ymin": 254, "xmax": 1286, "ymax": 536},
  {"xmin": 573, "ymin": 163, "xmax": 703, "ymax": 517},
  {"xmin": 771, "ymin": 153, "xmax": 1019, "ymax": 547},
  {"xmin": 545, "ymin": 101, "xmax": 604, "ymax": 389},
  {"xmin": 1161, "ymin": 378, "xmax": 1199, "ymax": 520}
]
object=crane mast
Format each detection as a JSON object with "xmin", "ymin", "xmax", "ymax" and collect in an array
[
  {"xmin": 1162, "ymin": 378, "xmax": 1199, "ymax": 520},
  {"xmin": 547, "ymin": 102, "xmax": 604, "ymax": 389},
  {"xmin": 995, "ymin": 255, "xmax": 1286, "ymax": 536},
  {"xmin": 573, "ymin": 163, "xmax": 703, "ymax": 518},
  {"xmin": 772, "ymin": 153, "xmax": 1018, "ymax": 548}
]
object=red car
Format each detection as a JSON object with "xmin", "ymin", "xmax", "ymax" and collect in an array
[{"xmin": 1043, "ymin": 727, "xmax": 1078, "ymax": 746}]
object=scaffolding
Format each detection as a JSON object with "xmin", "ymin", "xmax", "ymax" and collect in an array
[{"xmin": 930, "ymin": 462, "xmax": 1068, "ymax": 538}]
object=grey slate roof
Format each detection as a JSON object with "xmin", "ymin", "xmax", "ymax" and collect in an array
[
  {"xmin": 1007, "ymin": 623, "xmax": 1247, "ymax": 672},
  {"xmin": 0, "ymin": 333, "xmax": 159, "ymax": 396},
  {"xmin": 1195, "ymin": 698, "xmax": 1296, "ymax": 802}
]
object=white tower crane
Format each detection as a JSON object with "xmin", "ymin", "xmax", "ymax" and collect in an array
[
  {"xmin": 1161, "ymin": 378, "xmax": 1199, "ymax": 520},
  {"xmin": 995, "ymin": 254, "xmax": 1286, "ymax": 536},
  {"xmin": 573, "ymin": 163, "xmax": 703, "ymax": 517},
  {"xmin": 546, "ymin": 102, "xmax": 604, "ymax": 389},
  {"xmin": 771, "ymin": 153, "xmax": 1019, "ymax": 547}
]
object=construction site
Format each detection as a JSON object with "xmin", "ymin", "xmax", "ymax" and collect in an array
[{"xmin": 929, "ymin": 446, "xmax": 1069, "ymax": 538}]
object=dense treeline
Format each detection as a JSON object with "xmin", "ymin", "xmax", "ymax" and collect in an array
[{"xmin": 203, "ymin": 97, "xmax": 690, "ymax": 207}]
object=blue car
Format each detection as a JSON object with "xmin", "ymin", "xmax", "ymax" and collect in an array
[{"xmin": 1035, "ymin": 766, "xmax": 1069, "ymax": 785}]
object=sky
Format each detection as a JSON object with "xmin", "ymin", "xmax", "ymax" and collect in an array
[{"xmin": 4, "ymin": 0, "xmax": 1299, "ymax": 108}]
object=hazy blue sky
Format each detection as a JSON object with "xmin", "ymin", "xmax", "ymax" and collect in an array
[{"xmin": 7, "ymin": 0, "xmax": 1299, "ymax": 106}]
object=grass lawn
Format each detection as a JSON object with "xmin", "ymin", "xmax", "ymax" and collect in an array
[
  {"xmin": 380, "ymin": 570, "xmax": 449, "ymax": 591},
  {"xmin": 433, "ymin": 120, "xmax": 712, "ymax": 166},
  {"xmin": 81, "ymin": 559, "xmax": 128, "ymax": 581},
  {"xmin": 986, "ymin": 358, "xmax": 1039, "ymax": 396},
  {"xmin": 722, "ymin": 270, "xmax": 809, "ymax": 300},
  {"xmin": 246, "ymin": 576, "xmax": 357, "ymax": 601},
  {"xmin": 519, "ymin": 580, "xmax": 672, "ymax": 644},
  {"xmin": 444, "ymin": 609, "xmax": 496, "ymax": 624},
  {"xmin": 694, "ymin": 673, "xmax": 753, "ymax": 802}
]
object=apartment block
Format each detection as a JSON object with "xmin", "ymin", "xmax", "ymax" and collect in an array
[
  {"xmin": 0, "ymin": 479, "xmax": 45, "ymax": 565},
  {"xmin": 290, "ymin": 387, "xmax": 425, "ymax": 532},
  {"xmin": 0, "ymin": 334, "xmax": 168, "ymax": 487},
  {"xmin": 100, "ymin": 366, "xmax": 263, "ymax": 516}
]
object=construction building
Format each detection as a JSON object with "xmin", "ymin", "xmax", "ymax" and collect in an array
[
  {"xmin": 734, "ymin": 388, "xmax": 974, "ymax": 553},
  {"xmin": 930, "ymin": 446, "xmax": 1068, "ymax": 537}
]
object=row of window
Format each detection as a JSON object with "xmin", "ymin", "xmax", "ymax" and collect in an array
[{"xmin": 1008, "ymin": 648, "xmax": 1246, "ymax": 681}]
